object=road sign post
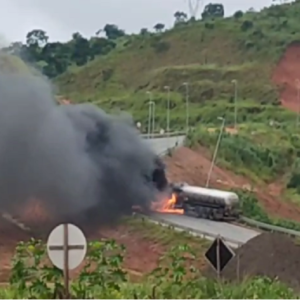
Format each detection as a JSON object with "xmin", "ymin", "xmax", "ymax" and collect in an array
[
  {"xmin": 47, "ymin": 223, "xmax": 87, "ymax": 298},
  {"xmin": 205, "ymin": 235, "xmax": 235, "ymax": 278}
]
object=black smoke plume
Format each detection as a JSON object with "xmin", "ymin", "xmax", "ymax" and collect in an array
[{"xmin": 0, "ymin": 71, "xmax": 168, "ymax": 227}]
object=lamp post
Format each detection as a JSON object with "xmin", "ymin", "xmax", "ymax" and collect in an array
[
  {"xmin": 206, "ymin": 117, "xmax": 226, "ymax": 188},
  {"xmin": 183, "ymin": 82, "xmax": 190, "ymax": 133},
  {"xmin": 164, "ymin": 85, "xmax": 171, "ymax": 137},
  {"xmin": 231, "ymin": 79, "xmax": 238, "ymax": 129},
  {"xmin": 146, "ymin": 91, "xmax": 153, "ymax": 138},
  {"xmin": 151, "ymin": 101, "xmax": 155, "ymax": 137}
]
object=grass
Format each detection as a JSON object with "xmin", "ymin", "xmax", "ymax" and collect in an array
[
  {"xmin": 185, "ymin": 121, "xmax": 300, "ymax": 204},
  {"xmin": 0, "ymin": 277, "xmax": 297, "ymax": 299},
  {"xmin": 123, "ymin": 215, "xmax": 210, "ymax": 250},
  {"xmin": 238, "ymin": 189, "xmax": 300, "ymax": 231},
  {"xmin": 53, "ymin": 1, "xmax": 300, "ymax": 202},
  {"xmin": 56, "ymin": 2, "xmax": 300, "ymax": 129},
  {"xmin": 5, "ymin": 228, "xmax": 300, "ymax": 299}
]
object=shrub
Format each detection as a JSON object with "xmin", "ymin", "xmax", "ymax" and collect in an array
[{"xmin": 8, "ymin": 238, "xmax": 297, "ymax": 298}]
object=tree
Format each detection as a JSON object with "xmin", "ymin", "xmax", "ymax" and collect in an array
[
  {"xmin": 3, "ymin": 42, "xmax": 23, "ymax": 55},
  {"xmin": 8, "ymin": 27, "xmax": 122, "ymax": 78},
  {"xmin": 201, "ymin": 3, "xmax": 225, "ymax": 19},
  {"xmin": 40, "ymin": 42, "xmax": 70, "ymax": 77},
  {"xmin": 26, "ymin": 29, "xmax": 48, "ymax": 47},
  {"xmin": 103, "ymin": 24, "xmax": 125, "ymax": 40},
  {"xmin": 234, "ymin": 10, "xmax": 243, "ymax": 19},
  {"xmin": 154, "ymin": 23, "xmax": 165, "ymax": 33},
  {"xmin": 140, "ymin": 28, "xmax": 149, "ymax": 36},
  {"xmin": 174, "ymin": 11, "xmax": 188, "ymax": 24},
  {"xmin": 70, "ymin": 32, "xmax": 90, "ymax": 66},
  {"xmin": 89, "ymin": 37, "xmax": 116, "ymax": 58}
]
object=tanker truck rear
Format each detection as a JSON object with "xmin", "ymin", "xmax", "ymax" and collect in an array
[{"xmin": 172, "ymin": 183, "xmax": 240, "ymax": 221}]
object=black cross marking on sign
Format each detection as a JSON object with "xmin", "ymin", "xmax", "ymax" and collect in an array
[
  {"xmin": 48, "ymin": 224, "xmax": 86, "ymax": 298},
  {"xmin": 49, "ymin": 245, "xmax": 85, "ymax": 251}
]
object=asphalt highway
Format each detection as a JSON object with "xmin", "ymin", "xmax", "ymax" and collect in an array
[
  {"xmin": 153, "ymin": 213, "xmax": 260, "ymax": 245},
  {"xmin": 144, "ymin": 135, "xmax": 185, "ymax": 154},
  {"xmin": 146, "ymin": 135, "xmax": 260, "ymax": 245}
]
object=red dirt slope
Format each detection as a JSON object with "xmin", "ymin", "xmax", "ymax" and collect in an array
[
  {"xmin": 272, "ymin": 43, "xmax": 300, "ymax": 111},
  {"xmin": 164, "ymin": 147, "xmax": 300, "ymax": 221}
]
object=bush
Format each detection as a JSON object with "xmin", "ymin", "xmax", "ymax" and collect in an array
[
  {"xmin": 188, "ymin": 127, "xmax": 293, "ymax": 182},
  {"xmin": 286, "ymin": 158, "xmax": 300, "ymax": 192},
  {"xmin": 150, "ymin": 37, "xmax": 170, "ymax": 53},
  {"xmin": 234, "ymin": 10, "xmax": 244, "ymax": 19},
  {"xmin": 7, "ymin": 238, "xmax": 298, "ymax": 298},
  {"xmin": 236, "ymin": 189, "xmax": 300, "ymax": 231},
  {"xmin": 241, "ymin": 20, "xmax": 254, "ymax": 31}
]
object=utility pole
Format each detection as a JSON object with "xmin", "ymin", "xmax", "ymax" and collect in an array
[
  {"xmin": 146, "ymin": 91, "xmax": 153, "ymax": 138},
  {"xmin": 187, "ymin": 0, "xmax": 202, "ymax": 18},
  {"xmin": 151, "ymin": 101, "xmax": 156, "ymax": 138},
  {"xmin": 231, "ymin": 79, "xmax": 238, "ymax": 129},
  {"xmin": 183, "ymin": 82, "xmax": 190, "ymax": 133},
  {"xmin": 164, "ymin": 86, "xmax": 171, "ymax": 137},
  {"xmin": 296, "ymin": 79, "xmax": 300, "ymax": 128},
  {"xmin": 206, "ymin": 117, "xmax": 226, "ymax": 188}
]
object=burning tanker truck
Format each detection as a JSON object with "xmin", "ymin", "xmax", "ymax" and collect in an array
[
  {"xmin": 0, "ymin": 72, "xmax": 238, "ymax": 228},
  {"xmin": 147, "ymin": 162, "xmax": 240, "ymax": 221},
  {"xmin": 165, "ymin": 183, "xmax": 240, "ymax": 221}
]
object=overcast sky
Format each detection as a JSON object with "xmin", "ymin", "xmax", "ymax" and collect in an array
[{"xmin": 0, "ymin": 0, "xmax": 280, "ymax": 44}]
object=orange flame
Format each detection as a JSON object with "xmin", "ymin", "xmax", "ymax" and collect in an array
[{"xmin": 152, "ymin": 193, "xmax": 183, "ymax": 214}]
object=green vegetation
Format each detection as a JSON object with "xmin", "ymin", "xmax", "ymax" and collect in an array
[
  {"xmin": 238, "ymin": 190, "xmax": 300, "ymax": 231},
  {"xmin": 187, "ymin": 124, "xmax": 298, "ymax": 183},
  {"xmin": 123, "ymin": 216, "xmax": 210, "ymax": 249},
  {"xmin": 4, "ymin": 237, "xmax": 297, "ymax": 299},
  {"xmin": 4, "ymin": 1, "xmax": 300, "ymax": 128},
  {"xmin": 4, "ymin": 2, "xmax": 300, "ymax": 206},
  {"xmin": 186, "ymin": 123, "xmax": 300, "ymax": 202},
  {"xmin": 54, "ymin": 1, "xmax": 300, "ymax": 129}
]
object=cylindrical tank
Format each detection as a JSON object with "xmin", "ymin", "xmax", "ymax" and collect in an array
[{"xmin": 178, "ymin": 185, "xmax": 239, "ymax": 207}]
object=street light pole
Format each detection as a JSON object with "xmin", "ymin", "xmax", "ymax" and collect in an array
[
  {"xmin": 296, "ymin": 79, "xmax": 300, "ymax": 127},
  {"xmin": 206, "ymin": 117, "xmax": 226, "ymax": 188},
  {"xmin": 146, "ymin": 91, "xmax": 153, "ymax": 138},
  {"xmin": 151, "ymin": 101, "xmax": 156, "ymax": 138},
  {"xmin": 164, "ymin": 86, "xmax": 171, "ymax": 137},
  {"xmin": 232, "ymin": 79, "xmax": 238, "ymax": 129},
  {"xmin": 183, "ymin": 82, "xmax": 189, "ymax": 133}
]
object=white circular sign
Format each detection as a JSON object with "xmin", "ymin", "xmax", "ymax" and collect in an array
[
  {"xmin": 136, "ymin": 122, "xmax": 141, "ymax": 128},
  {"xmin": 47, "ymin": 223, "xmax": 87, "ymax": 270}
]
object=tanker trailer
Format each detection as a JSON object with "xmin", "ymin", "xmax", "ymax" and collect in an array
[{"xmin": 172, "ymin": 183, "xmax": 240, "ymax": 221}]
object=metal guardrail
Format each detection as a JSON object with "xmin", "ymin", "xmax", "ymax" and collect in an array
[
  {"xmin": 140, "ymin": 214, "xmax": 242, "ymax": 248},
  {"xmin": 240, "ymin": 216, "xmax": 300, "ymax": 238},
  {"xmin": 141, "ymin": 131, "xmax": 186, "ymax": 139},
  {"xmin": 154, "ymin": 135, "xmax": 300, "ymax": 240}
]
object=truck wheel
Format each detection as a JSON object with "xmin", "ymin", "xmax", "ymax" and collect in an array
[
  {"xmin": 202, "ymin": 208, "xmax": 210, "ymax": 219},
  {"xmin": 195, "ymin": 207, "xmax": 203, "ymax": 218},
  {"xmin": 211, "ymin": 209, "xmax": 222, "ymax": 221}
]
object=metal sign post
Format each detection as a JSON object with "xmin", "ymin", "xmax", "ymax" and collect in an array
[
  {"xmin": 216, "ymin": 235, "xmax": 220, "ymax": 279},
  {"xmin": 63, "ymin": 224, "xmax": 69, "ymax": 296},
  {"xmin": 205, "ymin": 235, "xmax": 235, "ymax": 279},
  {"xmin": 47, "ymin": 223, "xmax": 87, "ymax": 298}
]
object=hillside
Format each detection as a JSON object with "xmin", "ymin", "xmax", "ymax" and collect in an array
[
  {"xmin": 3, "ymin": 2, "xmax": 300, "ymax": 219},
  {"xmin": 53, "ymin": 1, "xmax": 300, "ymax": 219},
  {"xmin": 55, "ymin": 1, "xmax": 300, "ymax": 130}
]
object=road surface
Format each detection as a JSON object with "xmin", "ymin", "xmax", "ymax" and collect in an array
[
  {"xmin": 146, "ymin": 135, "xmax": 260, "ymax": 245},
  {"xmin": 144, "ymin": 135, "xmax": 185, "ymax": 155},
  {"xmin": 152, "ymin": 213, "xmax": 259, "ymax": 245}
]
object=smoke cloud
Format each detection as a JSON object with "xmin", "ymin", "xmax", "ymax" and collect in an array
[{"xmin": 0, "ymin": 71, "xmax": 167, "ymax": 226}]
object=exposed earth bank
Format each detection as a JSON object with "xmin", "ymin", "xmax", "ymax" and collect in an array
[
  {"xmin": 272, "ymin": 43, "xmax": 300, "ymax": 112},
  {"xmin": 164, "ymin": 147, "xmax": 300, "ymax": 222}
]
